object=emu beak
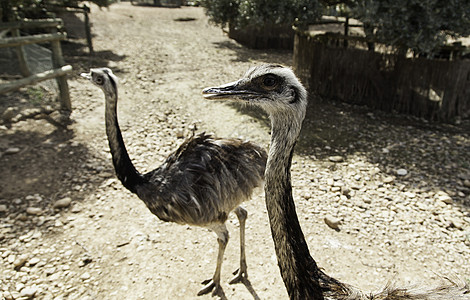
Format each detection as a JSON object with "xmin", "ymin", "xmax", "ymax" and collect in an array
[
  {"xmin": 80, "ymin": 72, "xmax": 92, "ymax": 80},
  {"xmin": 202, "ymin": 80, "xmax": 250, "ymax": 100}
]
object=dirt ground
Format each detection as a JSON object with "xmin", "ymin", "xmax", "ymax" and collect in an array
[{"xmin": 1, "ymin": 3, "xmax": 470, "ymax": 300}]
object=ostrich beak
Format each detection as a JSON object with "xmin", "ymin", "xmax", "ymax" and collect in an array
[
  {"xmin": 202, "ymin": 80, "xmax": 255, "ymax": 101},
  {"xmin": 80, "ymin": 72, "xmax": 92, "ymax": 80}
]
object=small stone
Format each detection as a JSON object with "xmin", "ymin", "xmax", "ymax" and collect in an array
[
  {"xmin": 7, "ymin": 254, "xmax": 16, "ymax": 264},
  {"xmin": 326, "ymin": 178, "xmax": 334, "ymax": 186},
  {"xmin": 449, "ymin": 218, "xmax": 464, "ymax": 230},
  {"xmin": 0, "ymin": 204, "xmax": 7, "ymax": 212},
  {"xmin": 28, "ymin": 257, "xmax": 40, "ymax": 266},
  {"xmin": 396, "ymin": 169, "xmax": 408, "ymax": 176},
  {"xmin": 435, "ymin": 191, "xmax": 453, "ymax": 204},
  {"xmin": 383, "ymin": 176, "xmax": 395, "ymax": 184},
  {"xmin": 175, "ymin": 129, "xmax": 185, "ymax": 139},
  {"xmin": 81, "ymin": 272, "xmax": 91, "ymax": 280},
  {"xmin": 13, "ymin": 254, "xmax": 28, "ymax": 270},
  {"xmin": 328, "ymin": 156, "xmax": 344, "ymax": 163},
  {"xmin": 20, "ymin": 287, "xmax": 37, "ymax": 298},
  {"xmin": 324, "ymin": 215, "xmax": 341, "ymax": 230},
  {"xmin": 3, "ymin": 291, "xmax": 13, "ymax": 300},
  {"xmin": 2, "ymin": 107, "xmax": 17, "ymax": 122},
  {"xmin": 341, "ymin": 187, "xmax": 351, "ymax": 198},
  {"xmin": 463, "ymin": 180, "xmax": 470, "ymax": 188},
  {"xmin": 4, "ymin": 147, "xmax": 20, "ymax": 155},
  {"xmin": 53, "ymin": 197, "xmax": 72, "ymax": 209},
  {"xmin": 26, "ymin": 207, "xmax": 42, "ymax": 215}
]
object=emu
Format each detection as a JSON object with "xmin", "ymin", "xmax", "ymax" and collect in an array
[
  {"xmin": 202, "ymin": 64, "xmax": 470, "ymax": 300},
  {"xmin": 81, "ymin": 68, "xmax": 267, "ymax": 296}
]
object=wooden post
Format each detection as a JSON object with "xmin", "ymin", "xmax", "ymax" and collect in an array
[
  {"xmin": 83, "ymin": 5, "xmax": 94, "ymax": 55},
  {"xmin": 50, "ymin": 27, "xmax": 71, "ymax": 111},
  {"xmin": 343, "ymin": 17, "xmax": 349, "ymax": 49},
  {"xmin": 12, "ymin": 28, "xmax": 31, "ymax": 77}
]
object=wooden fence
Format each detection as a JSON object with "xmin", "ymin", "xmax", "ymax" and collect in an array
[
  {"xmin": 0, "ymin": 18, "xmax": 73, "ymax": 111},
  {"xmin": 293, "ymin": 28, "xmax": 470, "ymax": 122}
]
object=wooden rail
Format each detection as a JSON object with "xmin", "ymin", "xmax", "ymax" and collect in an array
[
  {"xmin": 0, "ymin": 18, "xmax": 63, "ymax": 30},
  {"xmin": 0, "ymin": 65, "xmax": 73, "ymax": 94},
  {"xmin": 0, "ymin": 32, "xmax": 67, "ymax": 48},
  {"xmin": 0, "ymin": 19, "xmax": 73, "ymax": 111}
]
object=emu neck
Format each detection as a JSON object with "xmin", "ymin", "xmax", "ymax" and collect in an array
[
  {"xmin": 266, "ymin": 113, "xmax": 324, "ymax": 300},
  {"xmin": 104, "ymin": 88, "xmax": 143, "ymax": 193}
]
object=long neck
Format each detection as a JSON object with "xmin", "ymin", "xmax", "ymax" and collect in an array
[
  {"xmin": 104, "ymin": 88, "xmax": 144, "ymax": 193},
  {"xmin": 265, "ymin": 111, "xmax": 325, "ymax": 300}
]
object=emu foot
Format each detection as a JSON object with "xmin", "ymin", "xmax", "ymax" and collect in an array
[
  {"xmin": 229, "ymin": 268, "xmax": 247, "ymax": 284},
  {"xmin": 198, "ymin": 278, "xmax": 222, "ymax": 296}
]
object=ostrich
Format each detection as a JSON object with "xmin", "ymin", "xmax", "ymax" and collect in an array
[
  {"xmin": 202, "ymin": 64, "xmax": 470, "ymax": 300},
  {"xmin": 81, "ymin": 68, "xmax": 267, "ymax": 296}
]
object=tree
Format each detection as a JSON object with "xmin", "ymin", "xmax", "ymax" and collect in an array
[
  {"xmin": 201, "ymin": 0, "xmax": 470, "ymax": 55},
  {"xmin": 348, "ymin": 0, "xmax": 470, "ymax": 55},
  {"xmin": 201, "ymin": 0, "xmax": 324, "ymax": 30}
]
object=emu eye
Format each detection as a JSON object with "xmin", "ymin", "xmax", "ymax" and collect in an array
[
  {"xmin": 96, "ymin": 76, "xmax": 104, "ymax": 85},
  {"xmin": 262, "ymin": 76, "xmax": 277, "ymax": 88}
]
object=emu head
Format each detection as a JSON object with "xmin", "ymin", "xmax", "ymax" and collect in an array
[
  {"xmin": 202, "ymin": 64, "xmax": 307, "ymax": 118},
  {"xmin": 81, "ymin": 67, "xmax": 118, "ymax": 95}
]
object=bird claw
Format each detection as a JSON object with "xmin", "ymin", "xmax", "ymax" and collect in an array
[
  {"xmin": 198, "ymin": 279, "xmax": 222, "ymax": 296},
  {"xmin": 229, "ymin": 268, "xmax": 247, "ymax": 284}
]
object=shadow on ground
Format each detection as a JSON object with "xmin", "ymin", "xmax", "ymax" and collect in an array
[{"xmin": 0, "ymin": 122, "xmax": 111, "ymax": 237}]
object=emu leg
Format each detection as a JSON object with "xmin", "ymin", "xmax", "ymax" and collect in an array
[
  {"xmin": 229, "ymin": 206, "xmax": 248, "ymax": 284},
  {"xmin": 198, "ymin": 223, "xmax": 228, "ymax": 296}
]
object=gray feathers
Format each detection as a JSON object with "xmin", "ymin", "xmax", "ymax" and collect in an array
[{"xmin": 139, "ymin": 133, "xmax": 266, "ymax": 225}]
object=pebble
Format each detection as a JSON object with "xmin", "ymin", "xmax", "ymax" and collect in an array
[
  {"xmin": 28, "ymin": 257, "xmax": 40, "ymax": 266},
  {"xmin": 0, "ymin": 204, "xmax": 7, "ymax": 212},
  {"xmin": 324, "ymin": 215, "xmax": 341, "ymax": 230},
  {"xmin": 4, "ymin": 147, "xmax": 20, "ymax": 155},
  {"xmin": 20, "ymin": 287, "xmax": 37, "ymax": 298},
  {"xmin": 396, "ymin": 169, "xmax": 408, "ymax": 176},
  {"xmin": 53, "ymin": 197, "xmax": 72, "ymax": 209},
  {"xmin": 435, "ymin": 191, "xmax": 453, "ymax": 204},
  {"xmin": 13, "ymin": 255, "xmax": 28, "ymax": 270},
  {"xmin": 26, "ymin": 207, "xmax": 42, "ymax": 215},
  {"xmin": 382, "ymin": 176, "xmax": 395, "ymax": 184},
  {"xmin": 328, "ymin": 156, "xmax": 344, "ymax": 163},
  {"xmin": 81, "ymin": 272, "xmax": 91, "ymax": 280},
  {"xmin": 2, "ymin": 107, "xmax": 17, "ymax": 121}
]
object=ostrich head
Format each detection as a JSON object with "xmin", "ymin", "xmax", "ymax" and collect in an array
[
  {"xmin": 81, "ymin": 68, "xmax": 118, "ymax": 96},
  {"xmin": 202, "ymin": 65, "xmax": 307, "ymax": 121}
]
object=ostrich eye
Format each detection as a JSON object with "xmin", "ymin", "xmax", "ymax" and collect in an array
[{"xmin": 262, "ymin": 76, "xmax": 277, "ymax": 88}]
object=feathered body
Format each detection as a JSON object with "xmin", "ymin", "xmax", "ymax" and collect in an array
[
  {"xmin": 82, "ymin": 67, "xmax": 267, "ymax": 296},
  {"xmin": 203, "ymin": 64, "xmax": 470, "ymax": 300},
  {"xmin": 138, "ymin": 133, "xmax": 266, "ymax": 225}
]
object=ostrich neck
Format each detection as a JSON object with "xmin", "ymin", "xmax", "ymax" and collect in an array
[
  {"xmin": 266, "ymin": 114, "xmax": 324, "ymax": 300},
  {"xmin": 104, "ymin": 89, "xmax": 143, "ymax": 193}
]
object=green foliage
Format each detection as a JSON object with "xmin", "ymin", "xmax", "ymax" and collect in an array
[
  {"xmin": 201, "ymin": 0, "xmax": 470, "ymax": 55},
  {"xmin": 201, "ymin": 0, "xmax": 323, "ymax": 29},
  {"xmin": 200, "ymin": 0, "xmax": 239, "ymax": 28},
  {"xmin": 349, "ymin": 0, "xmax": 470, "ymax": 54}
]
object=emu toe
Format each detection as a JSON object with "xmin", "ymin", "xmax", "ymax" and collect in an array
[
  {"xmin": 229, "ymin": 268, "xmax": 247, "ymax": 284},
  {"xmin": 198, "ymin": 279, "xmax": 222, "ymax": 296}
]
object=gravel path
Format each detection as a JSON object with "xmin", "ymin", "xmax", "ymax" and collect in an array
[{"xmin": 1, "ymin": 3, "xmax": 469, "ymax": 299}]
